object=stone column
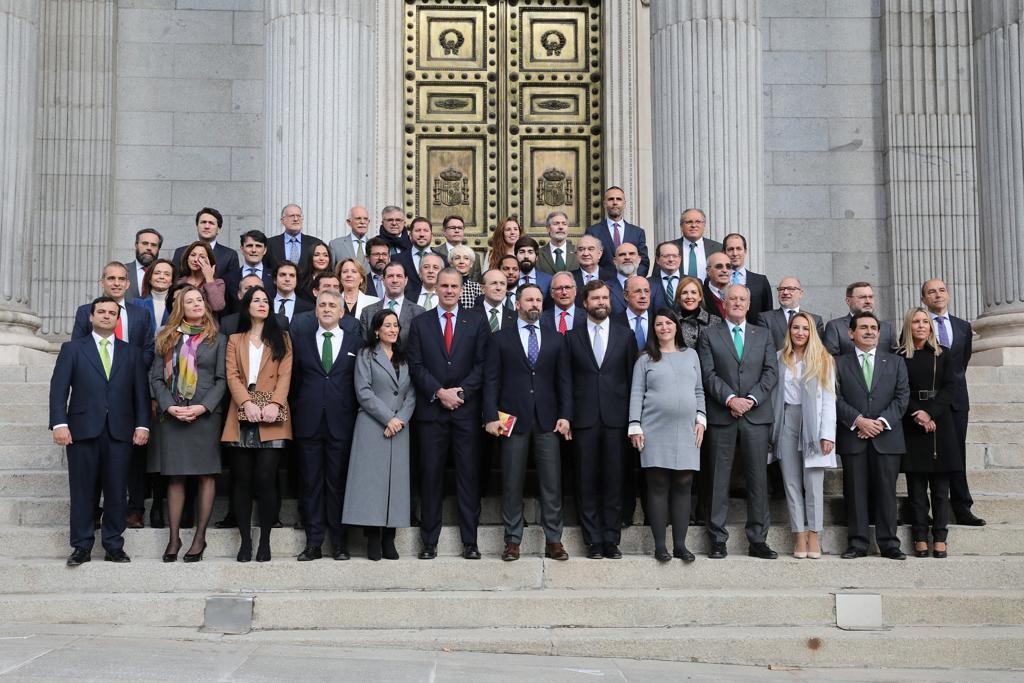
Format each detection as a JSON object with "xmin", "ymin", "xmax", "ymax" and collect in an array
[
  {"xmin": 265, "ymin": 0, "xmax": 378, "ymax": 242},
  {"xmin": 374, "ymin": 0, "xmax": 403, "ymax": 216},
  {"xmin": 32, "ymin": 0, "xmax": 117, "ymax": 339},
  {"xmin": 0, "ymin": 0, "xmax": 47, "ymax": 351},
  {"xmin": 603, "ymin": 0, "xmax": 641, "ymax": 212},
  {"xmin": 649, "ymin": 0, "xmax": 764, "ymax": 269},
  {"xmin": 972, "ymin": 1, "xmax": 1024, "ymax": 363}
]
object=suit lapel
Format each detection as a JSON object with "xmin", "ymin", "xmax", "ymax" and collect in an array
[
  {"xmin": 719, "ymin": 322, "xmax": 740, "ymax": 364},
  {"xmin": 373, "ymin": 345, "xmax": 399, "ymax": 384},
  {"xmin": 108, "ymin": 339, "xmax": 128, "ymax": 381}
]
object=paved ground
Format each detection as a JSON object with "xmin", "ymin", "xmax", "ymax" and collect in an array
[{"xmin": 0, "ymin": 625, "xmax": 1019, "ymax": 682}]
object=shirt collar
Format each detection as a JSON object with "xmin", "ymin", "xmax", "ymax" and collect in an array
[
  {"xmin": 729, "ymin": 320, "xmax": 746, "ymax": 334},
  {"xmin": 929, "ymin": 311, "xmax": 947, "ymax": 321},
  {"xmin": 589, "ymin": 318, "xmax": 607, "ymax": 333},
  {"xmin": 92, "ymin": 331, "xmax": 115, "ymax": 345},
  {"xmin": 662, "ymin": 270, "xmax": 680, "ymax": 279},
  {"xmin": 630, "ymin": 309, "xmax": 647, "ymax": 322},
  {"xmin": 557, "ymin": 305, "xmax": 575, "ymax": 317},
  {"xmin": 858, "ymin": 347, "xmax": 876, "ymax": 359},
  {"xmin": 436, "ymin": 305, "xmax": 459, "ymax": 321},
  {"xmin": 317, "ymin": 325, "xmax": 339, "ymax": 336},
  {"xmin": 606, "ymin": 217, "xmax": 623, "ymax": 229},
  {"xmin": 518, "ymin": 317, "xmax": 537, "ymax": 331}
]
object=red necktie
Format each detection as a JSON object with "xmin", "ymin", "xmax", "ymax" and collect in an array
[
  {"xmin": 443, "ymin": 311, "xmax": 454, "ymax": 355},
  {"xmin": 114, "ymin": 312, "xmax": 124, "ymax": 341},
  {"xmin": 558, "ymin": 310, "xmax": 568, "ymax": 335}
]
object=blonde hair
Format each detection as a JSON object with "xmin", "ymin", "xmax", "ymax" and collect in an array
[
  {"xmin": 897, "ymin": 306, "xmax": 942, "ymax": 359},
  {"xmin": 335, "ymin": 257, "xmax": 367, "ymax": 290},
  {"xmin": 781, "ymin": 311, "xmax": 835, "ymax": 394},
  {"xmin": 154, "ymin": 285, "xmax": 219, "ymax": 356}
]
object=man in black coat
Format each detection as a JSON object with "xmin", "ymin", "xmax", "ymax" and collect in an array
[
  {"xmin": 721, "ymin": 233, "xmax": 772, "ymax": 323},
  {"xmin": 824, "ymin": 281, "xmax": 896, "ymax": 356},
  {"xmin": 264, "ymin": 203, "xmax": 326, "ymax": 273},
  {"xmin": 171, "ymin": 207, "xmax": 240, "ymax": 282}
]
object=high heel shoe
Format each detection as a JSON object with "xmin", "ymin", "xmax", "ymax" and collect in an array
[
  {"xmin": 183, "ymin": 541, "xmax": 207, "ymax": 563},
  {"xmin": 162, "ymin": 538, "xmax": 182, "ymax": 563},
  {"xmin": 366, "ymin": 528, "xmax": 383, "ymax": 562},
  {"xmin": 793, "ymin": 531, "xmax": 808, "ymax": 559},
  {"xmin": 932, "ymin": 542, "xmax": 947, "ymax": 559},
  {"xmin": 382, "ymin": 528, "xmax": 399, "ymax": 560},
  {"xmin": 806, "ymin": 531, "xmax": 821, "ymax": 559},
  {"xmin": 914, "ymin": 542, "xmax": 930, "ymax": 558},
  {"xmin": 236, "ymin": 542, "xmax": 252, "ymax": 563},
  {"xmin": 255, "ymin": 543, "xmax": 271, "ymax": 563}
]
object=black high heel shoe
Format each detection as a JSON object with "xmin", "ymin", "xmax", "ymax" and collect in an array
[
  {"xmin": 382, "ymin": 528, "xmax": 399, "ymax": 560},
  {"xmin": 366, "ymin": 528, "xmax": 383, "ymax": 562},
  {"xmin": 162, "ymin": 538, "xmax": 181, "ymax": 563},
  {"xmin": 256, "ymin": 541, "xmax": 271, "ymax": 563},
  {"xmin": 654, "ymin": 549, "xmax": 671, "ymax": 563},
  {"xmin": 237, "ymin": 542, "xmax": 252, "ymax": 563},
  {"xmin": 183, "ymin": 541, "xmax": 207, "ymax": 563}
]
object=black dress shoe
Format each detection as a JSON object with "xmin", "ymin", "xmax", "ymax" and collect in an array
[
  {"xmin": 914, "ymin": 548, "xmax": 930, "ymax": 558},
  {"xmin": 214, "ymin": 516, "xmax": 237, "ymax": 529},
  {"xmin": 149, "ymin": 509, "xmax": 165, "ymax": 529},
  {"xmin": 332, "ymin": 548, "xmax": 350, "ymax": 561},
  {"xmin": 654, "ymin": 549, "xmax": 671, "ymax": 563},
  {"xmin": 297, "ymin": 546, "xmax": 322, "ymax": 561},
  {"xmin": 674, "ymin": 547, "xmax": 696, "ymax": 563},
  {"xmin": 602, "ymin": 543, "xmax": 622, "ymax": 559},
  {"xmin": 748, "ymin": 543, "xmax": 778, "ymax": 560},
  {"xmin": 880, "ymin": 547, "xmax": 907, "ymax": 560},
  {"xmin": 708, "ymin": 542, "xmax": 727, "ymax": 559},
  {"xmin": 256, "ymin": 544, "xmax": 271, "ymax": 563},
  {"xmin": 586, "ymin": 543, "xmax": 603, "ymax": 559},
  {"xmin": 182, "ymin": 542, "xmax": 206, "ymax": 563},
  {"xmin": 104, "ymin": 549, "xmax": 131, "ymax": 563},
  {"xmin": 66, "ymin": 549, "xmax": 91, "ymax": 567},
  {"xmin": 955, "ymin": 511, "xmax": 986, "ymax": 526},
  {"xmin": 462, "ymin": 544, "xmax": 481, "ymax": 560},
  {"xmin": 418, "ymin": 544, "xmax": 437, "ymax": 560},
  {"xmin": 841, "ymin": 547, "xmax": 867, "ymax": 559},
  {"xmin": 933, "ymin": 546, "xmax": 948, "ymax": 559}
]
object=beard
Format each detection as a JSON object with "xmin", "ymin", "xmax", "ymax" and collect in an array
[
  {"xmin": 137, "ymin": 252, "xmax": 156, "ymax": 266},
  {"xmin": 616, "ymin": 262, "xmax": 636, "ymax": 277},
  {"xmin": 587, "ymin": 304, "xmax": 610, "ymax": 320},
  {"xmin": 518, "ymin": 259, "xmax": 535, "ymax": 274},
  {"xmin": 522, "ymin": 308, "xmax": 541, "ymax": 323}
]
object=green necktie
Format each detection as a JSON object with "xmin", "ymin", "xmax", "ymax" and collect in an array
[
  {"xmin": 388, "ymin": 299, "xmax": 397, "ymax": 311},
  {"xmin": 732, "ymin": 325, "xmax": 744, "ymax": 359},
  {"xmin": 423, "ymin": 292, "xmax": 435, "ymax": 309},
  {"xmin": 488, "ymin": 307, "xmax": 499, "ymax": 332},
  {"xmin": 322, "ymin": 331, "xmax": 333, "ymax": 373},
  {"xmin": 862, "ymin": 352, "xmax": 873, "ymax": 389},
  {"xmin": 664, "ymin": 275, "xmax": 676, "ymax": 301},
  {"xmin": 356, "ymin": 239, "xmax": 365, "ymax": 260},
  {"xmin": 687, "ymin": 242, "xmax": 698, "ymax": 277},
  {"xmin": 554, "ymin": 248, "xmax": 566, "ymax": 271},
  {"xmin": 99, "ymin": 338, "xmax": 112, "ymax": 379}
]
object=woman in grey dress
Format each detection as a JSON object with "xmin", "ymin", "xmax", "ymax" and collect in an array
[
  {"xmin": 342, "ymin": 309, "xmax": 416, "ymax": 560},
  {"xmin": 629, "ymin": 308, "xmax": 706, "ymax": 563},
  {"xmin": 150, "ymin": 286, "xmax": 226, "ymax": 563}
]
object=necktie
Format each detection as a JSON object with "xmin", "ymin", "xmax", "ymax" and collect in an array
[
  {"xmin": 488, "ymin": 307, "xmax": 499, "ymax": 332},
  {"xmin": 321, "ymin": 332, "xmax": 333, "ymax": 373},
  {"xmin": 356, "ymin": 239, "xmax": 365, "ymax": 261},
  {"xmin": 554, "ymin": 248, "xmax": 566, "ymax": 271},
  {"xmin": 526, "ymin": 324, "xmax": 539, "ymax": 366},
  {"xmin": 612, "ymin": 223, "xmax": 622, "ymax": 247},
  {"xmin": 278, "ymin": 298, "xmax": 288, "ymax": 316},
  {"xmin": 664, "ymin": 275, "xmax": 676, "ymax": 301},
  {"xmin": 114, "ymin": 310, "xmax": 124, "ymax": 341},
  {"xmin": 505, "ymin": 292, "xmax": 515, "ymax": 310},
  {"xmin": 443, "ymin": 311, "xmax": 454, "ymax": 355},
  {"xmin": 558, "ymin": 310, "xmax": 568, "ymax": 334},
  {"xmin": 247, "ymin": 267, "xmax": 258, "ymax": 276},
  {"xmin": 936, "ymin": 316, "xmax": 950, "ymax": 347},
  {"xmin": 388, "ymin": 299, "xmax": 397, "ymax": 311},
  {"xmin": 99, "ymin": 339, "xmax": 112, "ymax": 379},
  {"xmin": 731, "ymin": 270, "xmax": 741, "ymax": 285},
  {"xmin": 524, "ymin": 275, "xmax": 531, "ymax": 285},
  {"xmin": 288, "ymin": 237, "xmax": 298, "ymax": 263},
  {"xmin": 423, "ymin": 292, "xmax": 435, "ymax": 309},
  {"xmin": 687, "ymin": 242, "xmax": 698, "ymax": 277},
  {"xmin": 732, "ymin": 325, "xmax": 744, "ymax": 359},
  {"xmin": 786, "ymin": 309, "xmax": 794, "ymax": 323},
  {"xmin": 593, "ymin": 324, "xmax": 605, "ymax": 367},
  {"xmin": 633, "ymin": 315, "xmax": 646, "ymax": 349},
  {"xmin": 375, "ymin": 276, "xmax": 384, "ymax": 299},
  {"xmin": 862, "ymin": 352, "xmax": 873, "ymax": 388}
]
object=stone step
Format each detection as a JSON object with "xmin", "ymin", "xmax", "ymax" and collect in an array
[
  {"xmin": 969, "ymin": 443, "xmax": 1024, "ymax": 469},
  {"xmin": 0, "ymin": 445, "xmax": 64, "ymax": 471},
  {"xmin": 0, "ymin": 364, "xmax": 54, "ymax": 383},
  {"xmin": 0, "ymin": 425, "xmax": 57, "ymax": 446},
  {"xmin": 968, "ymin": 366, "xmax": 1024, "ymax": 384},
  {"xmin": 0, "ymin": 382, "xmax": 49, "ymax": 404},
  {"xmin": 0, "ymin": 404, "xmax": 52, "ymax": 425},
  {"xmin": 968, "ymin": 423, "xmax": 1024, "ymax": 445},
  {"xmin": 963, "ymin": 384, "xmax": 1024, "ymax": 402},
  {"xmin": 969, "ymin": 404, "xmax": 1024, "ymax": 422},
  {"xmin": 824, "ymin": 467, "xmax": 1024, "ymax": 495}
]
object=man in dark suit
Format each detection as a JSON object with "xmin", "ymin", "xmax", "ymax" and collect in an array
[
  {"xmin": 834, "ymin": 312, "xmax": 910, "ymax": 560},
  {"xmin": 407, "ymin": 268, "xmax": 490, "ymax": 560},
  {"xmin": 224, "ymin": 230, "xmax": 277, "ymax": 307},
  {"xmin": 394, "ymin": 216, "xmax": 434, "ymax": 295},
  {"xmin": 171, "ymin": 207, "xmax": 240, "ymax": 282},
  {"xmin": 536, "ymin": 211, "xmax": 578, "ymax": 274},
  {"xmin": 922, "ymin": 278, "xmax": 985, "ymax": 526},
  {"xmin": 289, "ymin": 290, "xmax": 364, "ymax": 561},
  {"xmin": 125, "ymin": 229, "xmax": 163, "ymax": 301},
  {"xmin": 499, "ymin": 255, "xmax": 521, "ymax": 311},
  {"xmin": 541, "ymin": 272, "xmax": 585, "ymax": 333},
  {"xmin": 271, "ymin": 261, "xmax": 313, "ymax": 325},
  {"xmin": 722, "ymin": 233, "xmax": 772, "ymax": 323},
  {"xmin": 514, "ymin": 236, "xmax": 552, "ymax": 298},
  {"xmin": 824, "ymin": 281, "xmax": 896, "ymax": 356},
  {"xmin": 431, "ymin": 214, "xmax": 481, "ymax": 282},
  {"xmin": 378, "ymin": 204, "xmax": 413, "ymax": 255},
  {"xmin": 473, "ymin": 268, "xmax": 517, "ymax": 333},
  {"xmin": 570, "ymin": 235, "xmax": 614, "ymax": 305},
  {"xmin": 648, "ymin": 241, "xmax": 683, "ymax": 312},
  {"xmin": 606, "ymin": 242, "xmax": 641, "ymax": 315},
  {"xmin": 756, "ymin": 276, "xmax": 824, "ymax": 349},
  {"xmin": 566, "ymin": 281, "xmax": 638, "ymax": 559},
  {"xmin": 264, "ymin": 203, "xmax": 326, "ymax": 274},
  {"xmin": 72, "ymin": 262, "xmax": 156, "ymax": 370},
  {"xmin": 359, "ymin": 261, "xmax": 425, "ymax": 345},
  {"xmin": 50, "ymin": 297, "xmax": 150, "ymax": 566},
  {"xmin": 672, "ymin": 208, "xmax": 723, "ymax": 282},
  {"xmin": 363, "ymin": 237, "xmax": 393, "ymax": 299},
  {"xmin": 697, "ymin": 284, "xmax": 779, "ymax": 560},
  {"xmin": 703, "ymin": 251, "xmax": 732, "ymax": 319},
  {"xmin": 484, "ymin": 283, "xmax": 573, "ymax": 562},
  {"xmin": 585, "ymin": 186, "xmax": 650, "ymax": 276}
]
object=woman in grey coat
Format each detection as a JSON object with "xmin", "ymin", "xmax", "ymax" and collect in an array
[
  {"xmin": 342, "ymin": 309, "xmax": 416, "ymax": 560},
  {"xmin": 628, "ymin": 308, "xmax": 706, "ymax": 563}
]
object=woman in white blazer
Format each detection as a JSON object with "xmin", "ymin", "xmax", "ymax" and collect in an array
[
  {"xmin": 770, "ymin": 311, "xmax": 837, "ymax": 559},
  {"xmin": 336, "ymin": 257, "xmax": 379, "ymax": 320}
]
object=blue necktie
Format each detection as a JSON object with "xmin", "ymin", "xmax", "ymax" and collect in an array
[
  {"xmin": 526, "ymin": 324, "xmax": 539, "ymax": 367},
  {"xmin": 633, "ymin": 314, "xmax": 645, "ymax": 349}
]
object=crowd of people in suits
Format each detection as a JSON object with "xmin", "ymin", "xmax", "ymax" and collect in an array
[{"xmin": 49, "ymin": 191, "xmax": 984, "ymax": 568}]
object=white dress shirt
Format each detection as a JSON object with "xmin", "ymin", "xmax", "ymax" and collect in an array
[
  {"xmin": 783, "ymin": 360, "xmax": 804, "ymax": 405},
  {"xmin": 247, "ymin": 341, "xmax": 264, "ymax": 386},
  {"xmin": 383, "ymin": 297, "xmax": 404, "ymax": 317},
  {"xmin": 483, "ymin": 301, "xmax": 504, "ymax": 329},
  {"xmin": 134, "ymin": 260, "xmax": 147, "ymax": 292},
  {"xmin": 682, "ymin": 238, "xmax": 708, "ymax": 281},
  {"xmin": 418, "ymin": 288, "xmax": 437, "ymax": 309},
  {"xmin": 854, "ymin": 347, "xmax": 890, "ymax": 430},
  {"xmin": 274, "ymin": 294, "xmax": 296, "ymax": 321},
  {"xmin": 587, "ymin": 318, "xmax": 608, "ymax": 366},
  {"xmin": 316, "ymin": 325, "xmax": 342, "ymax": 365},
  {"xmin": 930, "ymin": 311, "xmax": 954, "ymax": 346},
  {"xmin": 517, "ymin": 317, "xmax": 541, "ymax": 357},
  {"xmin": 578, "ymin": 265, "xmax": 601, "ymax": 285}
]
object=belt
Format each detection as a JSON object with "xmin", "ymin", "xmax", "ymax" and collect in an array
[{"xmin": 916, "ymin": 390, "xmax": 937, "ymax": 400}]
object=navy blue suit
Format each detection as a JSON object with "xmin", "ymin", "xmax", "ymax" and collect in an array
[
  {"xmin": 289, "ymin": 316, "xmax": 363, "ymax": 549},
  {"xmin": 648, "ymin": 271, "xmax": 681, "ymax": 312},
  {"xmin": 569, "ymin": 266, "xmax": 615, "ymax": 307},
  {"xmin": 406, "ymin": 306, "xmax": 489, "ymax": 546},
  {"xmin": 263, "ymin": 232, "xmax": 325, "ymax": 274},
  {"xmin": 540, "ymin": 306, "xmax": 586, "ymax": 333},
  {"xmin": 223, "ymin": 264, "xmax": 276, "ymax": 308},
  {"xmin": 518, "ymin": 270, "xmax": 552, "ymax": 299},
  {"xmin": 586, "ymin": 220, "xmax": 650, "ymax": 276},
  {"xmin": 49, "ymin": 336, "xmax": 150, "ymax": 553},
  {"xmin": 131, "ymin": 296, "xmax": 169, "ymax": 337},
  {"xmin": 171, "ymin": 242, "xmax": 240, "ymax": 283},
  {"xmin": 604, "ymin": 275, "xmax": 628, "ymax": 315},
  {"xmin": 945, "ymin": 314, "xmax": 975, "ymax": 514},
  {"xmin": 72, "ymin": 302, "xmax": 155, "ymax": 372}
]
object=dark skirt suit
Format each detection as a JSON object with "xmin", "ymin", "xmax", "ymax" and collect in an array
[{"xmin": 900, "ymin": 345, "xmax": 963, "ymax": 543}]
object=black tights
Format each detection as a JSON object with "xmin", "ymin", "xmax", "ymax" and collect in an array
[
  {"xmin": 646, "ymin": 468, "xmax": 694, "ymax": 554},
  {"xmin": 231, "ymin": 448, "xmax": 281, "ymax": 552}
]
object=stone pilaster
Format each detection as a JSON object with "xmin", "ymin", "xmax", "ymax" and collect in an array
[
  {"xmin": 603, "ymin": 0, "xmax": 641, "ymax": 212},
  {"xmin": 971, "ymin": 0, "xmax": 1024, "ymax": 362},
  {"xmin": 649, "ymin": 0, "xmax": 764, "ymax": 268},
  {"xmin": 374, "ymin": 0, "xmax": 403, "ymax": 217},
  {"xmin": 32, "ymin": 0, "xmax": 117, "ymax": 339},
  {"xmin": 265, "ymin": 0, "xmax": 378, "ymax": 241},
  {"xmin": 883, "ymin": 0, "xmax": 981, "ymax": 321}
]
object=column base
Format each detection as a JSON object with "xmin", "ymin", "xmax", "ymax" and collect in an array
[
  {"xmin": 0, "ymin": 309, "xmax": 53, "ymax": 354},
  {"xmin": 971, "ymin": 310, "xmax": 1024, "ymax": 366}
]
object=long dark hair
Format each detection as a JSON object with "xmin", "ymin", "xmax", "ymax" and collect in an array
[
  {"xmin": 367, "ymin": 308, "xmax": 404, "ymax": 363},
  {"xmin": 237, "ymin": 286, "xmax": 288, "ymax": 361},
  {"xmin": 643, "ymin": 307, "xmax": 686, "ymax": 362}
]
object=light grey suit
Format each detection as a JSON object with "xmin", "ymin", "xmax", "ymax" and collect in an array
[
  {"xmin": 359, "ymin": 298, "xmax": 426, "ymax": 346},
  {"xmin": 756, "ymin": 308, "xmax": 825, "ymax": 351},
  {"xmin": 124, "ymin": 260, "xmax": 146, "ymax": 302},
  {"xmin": 328, "ymin": 233, "xmax": 370, "ymax": 269}
]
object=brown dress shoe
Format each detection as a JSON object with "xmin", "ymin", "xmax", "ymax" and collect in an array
[
  {"xmin": 545, "ymin": 542, "xmax": 569, "ymax": 561},
  {"xmin": 501, "ymin": 542, "xmax": 520, "ymax": 561},
  {"xmin": 125, "ymin": 513, "xmax": 144, "ymax": 529}
]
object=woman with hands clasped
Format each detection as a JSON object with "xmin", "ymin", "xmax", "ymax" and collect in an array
[
  {"xmin": 628, "ymin": 308, "xmax": 706, "ymax": 563},
  {"xmin": 177, "ymin": 241, "xmax": 226, "ymax": 313},
  {"xmin": 342, "ymin": 310, "xmax": 416, "ymax": 561},
  {"xmin": 769, "ymin": 311, "xmax": 837, "ymax": 559}
]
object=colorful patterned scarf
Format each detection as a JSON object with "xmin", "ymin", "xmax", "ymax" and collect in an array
[{"xmin": 164, "ymin": 323, "xmax": 205, "ymax": 401}]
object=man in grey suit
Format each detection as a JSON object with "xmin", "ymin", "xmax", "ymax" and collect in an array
[
  {"xmin": 672, "ymin": 208, "xmax": 723, "ymax": 282},
  {"xmin": 834, "ymin": 312, "xmax": 910, "ymax": 560},
  {"xmin": 697, "ymin": 284, "xmax": 778, "ymax": 560},
  {"xmin": 125, "ymin": 229, "xmax": 163, "ymax": 301},
  {"xmin": 536, "ymin": 211, "xmax": 578, "ymax": 274},
  {"xmin": 756, "ymin": 276, "xmax": 825, "ymax": 349},
  {"xmin": 359, "ymin": 261, "xmax": 425, "ymax": 345},
  {"xmin": 328, "ymin": 205, "xmax": 371, "ymax": 268},
  {"xmin": 824, "ymin": 281, "xmax": 895, "ymax": 355}
]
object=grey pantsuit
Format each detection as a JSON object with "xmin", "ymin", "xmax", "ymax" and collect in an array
[
  {"xmin": 777, "ymin": 404, "xmax": 824, "ymax": 532},
  {"xmin": 502, "ymin": 430, "xmax": 562, "ymax": 544}
]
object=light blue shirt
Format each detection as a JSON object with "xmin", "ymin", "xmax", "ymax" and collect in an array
[
  {"xmin": 274, "ymin": 294, "xmax": 296, "ymax": 321},
  {"xmin": 436, "ymin": 304, "xmax": 460, "ymax": 335}
]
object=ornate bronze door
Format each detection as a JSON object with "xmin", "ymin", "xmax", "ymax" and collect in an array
[{"xmin": 403, "ymin": 0, "xmax": 603, "ymax": 248}]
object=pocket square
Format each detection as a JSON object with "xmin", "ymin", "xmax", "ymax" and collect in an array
[{"xmin": 347, "ymin": 351, "xmax": 356, "ymax": 357}]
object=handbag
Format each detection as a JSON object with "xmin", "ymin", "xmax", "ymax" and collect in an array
[{"xmin": 238, "ymin": 388, "xmax": 288, "ymax": 423}]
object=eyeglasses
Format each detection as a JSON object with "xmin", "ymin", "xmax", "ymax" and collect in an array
[
  {"xmin": 551, "ymin": 285, "xmax": 576, "ymax": 291},
  {"xmin": 777, "ymin": 286, "xmax": 802, "ymax": 293},
  {"xmin": 709, "ymin": 263, "xmax": 733, "ymax": 270}
]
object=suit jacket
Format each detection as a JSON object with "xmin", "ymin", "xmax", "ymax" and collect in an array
[
  {"xmin": 72, "ymin": 302, "xmax": 155, "ymax": 371},
  {"xmin": 824, "ymin": 314, "xmax": 896, "ymax": 356},
  {"xmin": 289, "ymin": 315, "xmax": 364, "ymax": 440},
  {"xmin": 359, "ymin": 298, "xmax": 426, "ymax": 345},
  {"xmin": 392, "ymin": 248, "xmax": 423, "ymax": 293},
  {"xmin": 536, "ymin": 240, "xmax": 578, "ymax": 274},
  {"xmin": 648, "ymin": 271, "xmax": 683, "ymax": 312},
  {"xmin": 482, "ymin": 321, "xmax": 573, "ymax": 432},
  {"xmin": 697, "ymin": 321, "xmax": 778, "ymax": 426},
  {"xmin": 518, "ymin": 269, "xmax": 552, "ymax": 299},
  {"xmin": 131, "ymin": 296, "xmax": 170, "ymax": 337},
  {"xmin": 224, "ymin": 264, "xmax": 277, "ymax": 308},
  {"xmin": 944, "ymin": 314, "xmax": 972, "ymax": 412},
  {"xmin": 834, "ymin": 349, "xmax": 910, "ymax": 455},
  {"xmin": 540, "ymin": 305, "xmax": 586, "ymax": 333},
  {"xmin": 604, "ymin": 275, "xmax": 628, "ymax": 315},
  {"xmin": 471, "ymin": 300, "xmax": 516, "ymax": 332},
  {"xmin": 703, "ymin": 282, "xmax": 727, "ymax": 319},
  {"xmin": 565, "ymin": 321, "xmax": 638, "ymax": 429},
  {"xmin": 48, "ymin": 336, "xmax": 150, "ymax": 441},
  {"xmin": 273, "ymin": 295, "xmax": 313, "ymax": 328},
  {"xmin": 740, "ymin": 270, "xmax": 774, "ymax": 322},
  {"xmin": 150, "ymin": 333, "xmax": 227, "ymax": 415},
  {"xmin": 406, "ymin": 306, "xmax": 489, "ymax": 423},
  {"xmin": 569, "ymin": 266, "xmax": 615, "ymax": 306},
  {"xmin": 265, "ymin": 232, "xmax": 325, "ymax": 273},
  {"xmin": 220, "ymin": 333, "xmax": 293, "ymax": 443},
  {"xmin": 124, "ymin": 260, "xmax": 146, "ymax": 302},
  {"xmin": 586, "ymin": 220, "xmax": 650, "ymax": 276},
  {"xmin": 328, "ymin": 234, "xmax": 370, "ymax": 271},
  {"xmin": 671, "ymin": 236, "xmax": 724, "ymax": 278},
  {"xmin": 756, "ymin": 308, "xmax": 825, "ymax": 351},
  {"xmin": 171, "ymin": 242, "xmax": 240, "ymax": 283}
]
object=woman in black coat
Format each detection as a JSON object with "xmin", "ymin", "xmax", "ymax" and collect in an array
[{"xmin": 897, "ymin": 307, "xmax": 962, "ymax": 558}]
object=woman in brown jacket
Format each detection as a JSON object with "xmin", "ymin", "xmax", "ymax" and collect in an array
[{"xmin": 221, "ymin": 286, "xmax": 293, "ymax": 562}]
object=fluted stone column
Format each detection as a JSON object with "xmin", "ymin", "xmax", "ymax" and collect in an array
[
  {"xmin": 32, "ymin": 0, "xmax": 117, "ymax": 339},
  {"xmin": 604, "ymin": 0, "xmax": 641, "ymax": 209},
  {"xmin": 972, "ymin": 1, "xmax": 1024, "ymax": 363},
  {"xmin": 0, "ymin": 0, "xmax": 47, "ymax": 351},
  {"xmin": 883, "ymin": 0, "xmax": 981, "ymax": 320},
  {"xmin": 374, "ymin": 0, "xmax": 403, "ymax": 215},
  {"xmin": 265, "ymin": 0, "xmax": 378, "ymax": 241},
  {"xmin": 650, "ymin": 0, "xmax": 764, "ymax": 269}
]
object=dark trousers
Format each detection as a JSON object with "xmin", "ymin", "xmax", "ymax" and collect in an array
[
  {"xmin": 68, "ymin": 426, "xmax": 131, "ymax": 552},
  {"xmin": 231, "ymin": 448, "xmax": 281, "ymax": 548},
  {"xmin": 907, "ymin": 472, "xmax": 951, "ymax": 542},
  {"xmin": 126, "ymin": 445, "xmax": 148, "ymax": 516},
  {"xmin": 621, "ymin": 444, "xmax": 648, "ymax": 525},
  {"xmin": 692, "ymin": 439, "xmax": 713, "ymax": 522},
  {"xmin": 418, "ymin": 414, "xmax": 480, "ymax": 546},
  {"xmin": 574, "ymin": 425, "xmax": 625, "ymax": 545},
  {"xmin": 706, "ymin": 420, "xmax": 771, "ymax": 545},
  {"xmin": 297, "ymin": 417, "xmax": 352, "ymax": 549},
  {"xmin": 502, "ymin": 426, "xmax": 562, "ymax": 544},
  {"xmin": 841, "ymin": 446, "xmax": 901, "ymax": 552},
  {"xmin": 646, "ymin": 467, "xmax": 694, "ymax": 553},
  {"xmin": 948, "ymin": 408, "xmax": 974, "ymax": 514}
]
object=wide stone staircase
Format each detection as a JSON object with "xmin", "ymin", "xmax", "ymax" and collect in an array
[{"xmin": 1, "ymin": 345, "xmax": 1022, "ymax": 670}]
